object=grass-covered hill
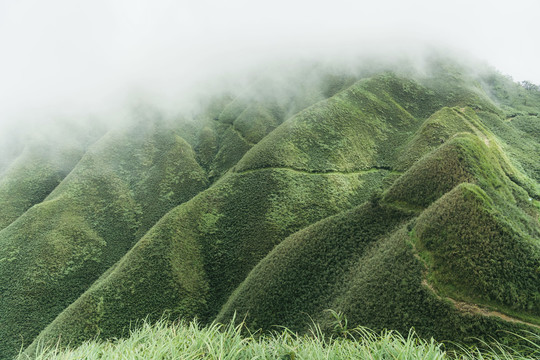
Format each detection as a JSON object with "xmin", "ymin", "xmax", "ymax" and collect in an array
[{"xmin": 0, "ymin": 57, "xmax": 539, "ymax": 359}]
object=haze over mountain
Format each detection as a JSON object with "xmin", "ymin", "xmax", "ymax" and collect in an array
[
  {"xmin": 1, "ymin": 1, "xmax": 540, "ymax": 359},
  {"xmin": 1, "ymin": 0, "xmax": 539, "ymax": 136},
  {"xmin": 0, "ymin": 55, "xmax": 538, "ymax": 359}
]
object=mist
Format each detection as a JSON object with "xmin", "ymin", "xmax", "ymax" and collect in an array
[{"xmin": 0, "ymin": 0, "xmax": 539, "ymax": 144}]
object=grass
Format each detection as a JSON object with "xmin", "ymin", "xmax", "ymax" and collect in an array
[
  {"xmin": 217, "ymin": 200, "xmax": 415, "ymax": 332},
  {"xmin": 23, "ymin": 72, "xmax": 427, "ymax": 357},
  {"xmin": 25, "ymin": 167, "xmax": 392, "ymax": 356},
  {"xmin": 234, "ymin": 75, "xmax": 425, "ymax": 173},
  {"xmin": 21, "ymin": 319, "xmax": 540, "ymax": 360},
  {"xmin": 413, "ymin": 183, "xmax": 540, "ymax": 320},
  {"xmin": 0, "ymin": 142, "xmax": 85, "ymax": 231},
  {"xmin": 0, "ymin": 121, "xmax": 210, "ymax": 359},
  {"xmin": 2, "ymin": 57, "xmax": 540, "ymax": 359},
  {"xmin": 218, "ymin": 95, "xmax": 539, "ymax": 347}
]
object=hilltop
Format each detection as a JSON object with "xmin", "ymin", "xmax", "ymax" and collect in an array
[{"xmin": 0, "ymin": 56, "xmax": 539, "ymax": 359}]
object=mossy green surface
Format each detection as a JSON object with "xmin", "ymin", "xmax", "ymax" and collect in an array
[
  {"xmin": 1, "ymin": 59, "xmax": 540, "ymax": 359},
  {"xmin": 218, "ymin": 130, "xmax": 539, "ymax": 347},
  {"xmin": 217, "ymin": 201, "xmax": 415, "ymax": 331},
  {"xmin": 234, "ymin": 76, "xmax": 423, "ymax": 173},
  {"xmin": 331, "ymin": 224, "xmax": 537, "ymax": 347},
  {"xmin": 0, "ymin": 122, "xmax": 209, "ymax": 359},
  {"xmin": 218, "ymin": 194, "xmax": 537, "ymax": 348},
  {"xmin": 395, "ymin": 107, "xmax": 480, "ymax": 170},
  {"xmin": 26, "ymin": 166, "xmax": 392, "ymax": 354},
  {"xmin": 414, "ymin": 183, "xmax": 540, "ymax": 320},
  {"xmin": 0, "ymin": 145, "xmax": 83, "ymax": 231},
  {"xmin": 216, "ymin": 66, "xmax": 539, "ymax": 347}
]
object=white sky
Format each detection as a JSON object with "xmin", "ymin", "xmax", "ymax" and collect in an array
[{"xmin": 0, "ymin": 0, "xmax": 539, "ymax": 128}]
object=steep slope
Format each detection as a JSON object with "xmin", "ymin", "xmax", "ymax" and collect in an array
[
  {"xmin": 0, "ymin": 124, "xmax": 106, "ymax": 232},
  {"xmin": 2, "ymin": 59, "xmax": 539, "ymax": 358},
  {"xmin": 217, "ymin": 130, "xmax": 540, "ymax": 345},
  {"xmin": 1, "ymin": 69, "xmax": 358, "ymax": 359},
  {"xmin": 216, "ymin": 69, "xmax": 540, "ymax": 339},
  {"xmin": 27, "ymin": 168, "xmax": 388, "ymax": 351},
  {"xmin": 216, "ymin": 200, "xmax": 416, "ymax": 332},
  {"xmin": 0, "ymin": 144, "xmax": 83, "ymax": 231},
  {"xmin": 413, "ymin": 183, "xmax": 540, "ymax": 320},
  {"xmin": 234, "ymin": 74, "xmax": 430, "ymax": 173},
  {"xmin": 0, "ymin": 120, "xmax": 209, "ymax": 359},
  {"xmin": 26, "ymin": 74, "xmax": 431, "ymax": 352}
]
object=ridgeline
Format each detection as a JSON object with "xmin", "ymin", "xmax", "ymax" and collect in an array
[{"xmin": 0, "ymin": 57, "xmax": 539, "ymax": 359}]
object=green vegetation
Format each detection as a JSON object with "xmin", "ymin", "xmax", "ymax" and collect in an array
[
  {"xmin": 234, "ymin": 74, "xmax": 427, "ymax": 173},
  {"xmin": 414, "ymin": 183, "xmax": 540, "ymax": 320},
  {"xmin": 0, "ymin": 121, "xmax": 209, "ymax": 358},
  {"xmin": 395, "ymin": 107, "xmax": 482, "ymax": 170},
  {"xmin": 1, "ymin": 57, "xmax": 539, "ymax": 359},
  {"xmin": 218, "ymin": 77, "xmax": 539, "ymax": 346},
  {"xmin": 217, "ymin": 201, "xmax": 415, "ymax": 332},
  {"xmin": 479, "ymin": 70, "xmax": 540, "ymax": 114},
  {"xmin": 20, "ymin": 319, "xmax": 540, "ymax": 360},
  {"xmin": 0, "ymin": 145, "xmax": 83, "ymax": 231},
  {"xmin": 25, "ymin": 167, "xmax": 391, "ymax": 355}
]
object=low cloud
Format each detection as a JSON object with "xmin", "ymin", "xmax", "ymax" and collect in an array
[{"xmin": 0, "ymin": 0, "xmax": 539, "ymax": 141}]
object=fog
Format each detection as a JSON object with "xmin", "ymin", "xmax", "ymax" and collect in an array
[{"xmin": 0, "ymin": 0, "xmax": 539, "ymax": 139}]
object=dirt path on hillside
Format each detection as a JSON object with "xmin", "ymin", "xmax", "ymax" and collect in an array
[
  {"xmin": 236, "ymin": 166, "xmax": 401, "ymax": 176},
  {"xmin": 421, "ymin": 279, "xmax": 540, "ymax": 330},
  {"xmin": 457, "ymin": 107, "xmax": 491, "ymax": 146}
]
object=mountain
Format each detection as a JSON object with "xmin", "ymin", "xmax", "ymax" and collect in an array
[{"xmin": 0, "ymin": 57, "xmax": 539, "ymax": 359}]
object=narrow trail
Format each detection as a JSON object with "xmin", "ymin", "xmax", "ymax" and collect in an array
[
  {"xmin": 409, "ymin": 237, "xmax": 540, "ymax": 330},
  {"xmin": 235, "ymin": 166, "xmax": 401, "ymax": 176},
  {"xmin": 420, "ymin": 280, "xmax": 540, "ymax": 330},
  {"xmin": 456, "ymin": 108, "xmax": 491, "ymax": 146}
]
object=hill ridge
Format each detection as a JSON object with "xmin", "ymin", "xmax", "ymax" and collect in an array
[{"xmin": 0, "ymin": 60, "xmax": 539, "ymax": 359}]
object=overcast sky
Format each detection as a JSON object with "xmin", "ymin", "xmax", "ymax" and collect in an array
[{"xmin": 0, "ymin": 0, "xmax": 539, "ymax": 129}]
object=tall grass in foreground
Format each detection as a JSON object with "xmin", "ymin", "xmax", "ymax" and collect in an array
[{"xmin": 21, "ymin": 319, "xmax": 540, "ymax": 360}]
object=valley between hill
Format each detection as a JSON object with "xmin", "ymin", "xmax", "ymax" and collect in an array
[{"xmin": 0, "ymin": 58, "xmax": 539, "ymax": 359}]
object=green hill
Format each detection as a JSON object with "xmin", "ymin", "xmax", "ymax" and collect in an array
[{"xmin": 1, "ymin": 58, "xmax": 539, "ymax": 359}]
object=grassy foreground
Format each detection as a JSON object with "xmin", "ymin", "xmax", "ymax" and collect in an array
[{"xmin": 21, "ymin": 318, "xmax": 540, "ymax": 360}]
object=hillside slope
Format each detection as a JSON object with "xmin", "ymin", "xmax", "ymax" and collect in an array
[
  {"xmin": 1, "ymin": 69, "xmax": 347, "ymax": 359},
  {"xmin": 0, "ymin": 58, "xmax": 539, "ymax": 359}
]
